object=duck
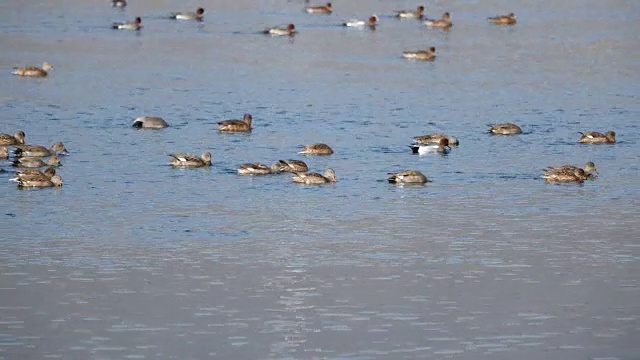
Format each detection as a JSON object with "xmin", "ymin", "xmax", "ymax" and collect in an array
[
  {"xmin": 0, "ymin": 147, "xmax": 8, "ymax": 159},
  {"xmin": 410, "ymin": 138, "xmax": 450, "ymax": 154},
  {"xmin": 132, "ymin": 116, "xmax": 168, "ymax": 129},
  {"xmin": 542, "ymin": 168, "xmax": 587, "ymax": 183},
  {"xmin": 10, "ymin": 166, "xmax": 56, "ymax": 183},
  {"xmin": 264, "ymin": 24, "xmax": 296, "ymax": 36},
  {"xmin": 170, "ymin": 7, "xmax": 205, "ymax": 21},
  {"xmin": 16, "ymin": 175, "xmax": 63, "ymax": 189},
  {"xmin": 394, "ymin": 5, "xmax": 425, "ymax": 19},
  {"xmin": 237, "ymin": 163, "xmax": 273, "ymax": 175},
  {"xmin": 578, "ymin": 131, "xmax": 615, "ymax": 144},
  {"xmin": 305, "ymin": 2, "xmax": 332, "ymax": 14},
  {"xmin": 402, "ymin": 47, "xmax": 436, "ymax": 61},
  {"xmin": 169, "ymin": 152, "xmax": 212, "ymax": 167},
  {"xmin": 218, "ymin": 114, "xmax": 253, "ymax": 132},
  {"xmin": 0, "ymin": 131, "xmax": 25, "ymax": 145},
  {"xmin": 424, "ymin": 12, "xmax": 452, "ymax": 28},
  {"xmin": 488, "ymin": 123, "xmax": 522, "ymax": 135},
  {"xmin": 544, "ymin": 162, "xmax": 598, "ymax": 178},
  {"xmin": 271, "ymin": 159, "xmax": 309, "ymax": 173},
  {"xmin": 298, "ymin": 143, "xmax": 334, "ymax": 155},
  {"xmin": 292, "ymin": 169, "xmax": 336, "ymax": 184},
  {"xmin": 488, "ymin": 13, "xmax": 516, "ymax": 25},
  {"xmin": 12, "ymin": 62, "xmax": 53, "ymax": 77},
  {"xmin": 112, "ymin": 17, "xmax": 142, "ymax": 30},
  {"xmin": 13, "ymin": 142, "xmax": 68, "ymax": 157},
  {"xmin": 413, "ymin": 133, "xmax": 459, "ymax": 147},
  {"xmin": 387, "ymin": 170, "xmax": 428, "ymax": 184},
  {"xmin": 112, "ymin": 0, "xmax": 126, "ymax": 7},
  {"xmin": 343, "ymin": 15, "xmax": 378, "ymax": 28},
  {"xmin": 12, "ymin": 155, "xmax": 61, "ymax": 168}
]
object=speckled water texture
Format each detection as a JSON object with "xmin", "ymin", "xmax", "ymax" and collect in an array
[{"xmin": 0, "ymin": 0, "xmax": 638, "ymax": 359}]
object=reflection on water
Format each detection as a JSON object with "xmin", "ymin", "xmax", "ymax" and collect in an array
[{"xmin": 1, "ymin": 0, "xmax": 639, "ymax": 358}]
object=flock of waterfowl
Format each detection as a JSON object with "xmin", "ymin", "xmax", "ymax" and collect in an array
[{"xmin": 6, "ymin": 2, "xmax": 618, "ymax": 188}]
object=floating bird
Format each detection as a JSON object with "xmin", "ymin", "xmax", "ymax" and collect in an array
[
  {"xmin": 544, "ymin": 162, "xmax": 598, "ymax": 178},
  {"xmin": 387, "ymin": 170, "xmax": 428, "ymax": 184},
  {"xmin": 16, "ymin": 175, "xmax": 63, "ymax": 189},
  {"xmin": 271, "ymin": 159, "xmax": 309, "ymax": 173},
  {"xmin": 542, "ymin": 168, "xmax": 587, "ymax": 183},
  {"xmin": 264, "ymin": 24, "xmax": 296, "ymax": 36},
  {"xmin": 402, "ymin": 47, "xmax": 436, "ymax": 61},
  {"xmin": 112, "ymin": 17, "xmax": 142, "ymax": 30},
  {"xmin": 112, "ymin": 0, "xmax": 127, "ymax": 8},
  {"xmin": 343, "ymin": 16, "xmax": 378, "ymax": 28},
  {"xmin": 169, "ymin": 152, "xmax": 212, "ymax": 167},
  {"xmin": 410, "ymin": 138, "xmax": 450, "ymax": 154},
  {"xmin": 424, "ymin": 12, "xmax": 452, "ymax": 28},
  {"xmin": 578, "ymin": 131, "xmax": 615, "ymax": 144},
  {"xmin": 13, "ymin": 142, "xmax": 68, "ymax": 157},
  {"xmin": 10, "ymin": 167, "xmax": 56, "ymax": 183},
  {"xmin": 299, "ymin": 143, "xmax": 334, "ymax": 155},
  {"xmin": 170, "ymin": 7, "xmax": 205, "ymax": 21},
  {"xmin": 0, "ymin": 131, "xmax": 25, "ymax": 145},
  {"xmin": 218, "ymin": 114, "xmax": 253, "ymax": 132},
  {"xmin": 12, "ymin": 62, "xmax": 53, "ymax": 77},
  {"xmin": 305, "ymin": 2, "xmax": 332, "ymax": 14},
  {"xmin": 237, "ymin": 163, "xmax": 273, "ymax": 175},
  {"xmin": 413, "ymin": 133, "xmax": 459, "ymax": 146},
  {"xmin": 292, "ymin": 169, "xmax": 336, "ymax": 184},
  {"xmin": 488, "ymin": 13, "xmax": 517, "ymax": 25},
  {"xmin": 12, "ymin": 155, "xmax": 61, "ymax": 168},
  {"xmin": 395, "ymin": 5, "xmax": 425, "ymax": 19},
  {"xmin": 132, "ymin": 116, "xmax": 168, "ymax": 129},
  {"xmin": 488, "ymin": 123, "xmax": 522, "ymax": 135}
]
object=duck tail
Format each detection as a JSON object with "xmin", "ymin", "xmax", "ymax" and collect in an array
[
  {"xmin": 409, "ymin": 145, "xmax": 419, "ymax": 154},
  {"xmin": 132, "ymin": 121, "xmax": 143, "ymax": 128}
]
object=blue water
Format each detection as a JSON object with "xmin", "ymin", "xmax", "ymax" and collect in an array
[{"xmin": 1, "ymin": 0, "xmax": 639, "ymax": 359}]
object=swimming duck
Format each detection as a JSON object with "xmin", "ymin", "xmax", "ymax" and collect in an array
[
  {"xmin": 132, "ymin": 116, "xmax": 168, "ymax": 129},
  {"xmin": 264, "ymin": 24, "xmax": 296, "ymax": 36},
  {"xmin": 305, "ymin": 2, "xmax": 332, "ymax": 14},
  {"xmin": 112, "ymin": 17, "xmax": 142, "ymax": 30},
  {"xmin": 544, "ymin": 162, "xmax": 598, "ymax": 178},
  {"xmin": 112, "ymin": 0, "xmax": 126, "ymax": 7},
  {"xmin": 271, "ymin": 159, "xmax": 309, "ymax": 173},
  {"xmin": 424, "ymin": 12, "xmax": 452, "ymax": 28},
  {"xmin": 10, "ymin": 166, "xmax": 56, "ymax": 183},
  {"xmin": 394, "ymin": 5, "xmax": 425, "ymax": 19},
  {"xmin": 0, "ymin": 131, "xmax": 25, "ymax": 145},
  {"xmin": 542, "ymin": 168, "xmax": 587, "ymax": 183},
  {"xmin": 170, "ymin": 7, "xmax": 205, "ymax": 21},
  {"xmin": 237, "ymin": 163, "xmax": 273, "ymax": 175},
  {"xmin": 402, "ymin": 47, "xmax": 436, "ymax": 61},
  {"xmin": 387, "ymin": 170, "xmax": 428, "ymax": 184},
  {"xmin": 292, "ymin": 169, "xmax": 336, "ymax": 184},
  {"xmin": 343, "ymin": 16, "xmax": 378, "ymax": 28},
  {"xmin": 16, "ymin": 175, "xmax": 63, "ymax": 189},
  {"xmin": 13, "ymin": 142, "xmax": 68, "ymax": 157},
  {"xmin": 169, "ymin": 152, "xmax": 212, "ymax": 167},
  {"xmin": 299, "ymin": 143, "xmax": 334, "ymax": 155},
  {"xmin": 218, "ymin": 114, "xmax": 253, "ymax": 132},
  {"xmin": 578, "ymin": 131, "xmax": 615, "ymax": 144},
  {"xmin": 488, "ymin": 123, "xmax": 522, "ymax": 135},
  {"xmin": 413, "ymin": 133, "xmax": 459, "ymax": 147},
  {"xmin": 12, "ymin": 62, "xmax": 53, "ymax": 77},
  {"xmin": 12, "ymin": 155, "xmax": 61, "ymax": 168},
  {"xmin": 488, "ymin": 13, "xmax": 516, "ymax": 25},
  {"xmin": 410, "ymin": 138, "xmax": 450, "ymax": 154}
]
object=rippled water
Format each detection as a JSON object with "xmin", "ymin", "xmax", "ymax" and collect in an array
[{"xmin": 1, "ymin": 0, "xmax": 639, "ymax": 358}]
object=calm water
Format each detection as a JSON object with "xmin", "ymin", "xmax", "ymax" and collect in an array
[{"xmin": 1, "ymin": 0, "xmax": 639, "ymax": 359}]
